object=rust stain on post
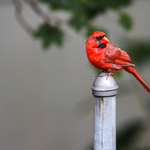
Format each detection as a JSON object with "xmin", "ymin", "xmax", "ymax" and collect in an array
[
  {"xmin": 100, "ymin": 97, "xmax": 104, "ymax": 105},
  {"xmin": 100, "ymin": 97, "xmax": 105, "ymax": 122}
]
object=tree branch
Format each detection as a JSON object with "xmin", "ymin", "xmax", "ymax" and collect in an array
[
  {"xmin": 12, "ymin": 0, "xmax": 34, "ymax": 35},
  {"xmin": 23, "ymin": 0, "xmax": 67, "ymax": 26},
  {"xmin": 23, "ymin": 0, "xmax": 51, "ymax": 23},
  {"xmin": 12, "ymin": 0, "xmax": 34, "ymax": 34}
]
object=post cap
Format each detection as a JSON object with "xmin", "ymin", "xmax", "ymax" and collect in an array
[{"xmin": 91, "ymin": 71, "xmax": 118, "ymax": 97}]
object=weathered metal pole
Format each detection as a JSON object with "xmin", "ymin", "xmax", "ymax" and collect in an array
[{"xmin": 91, "ymin": 71, "xmax": 118, "ymax": 150}]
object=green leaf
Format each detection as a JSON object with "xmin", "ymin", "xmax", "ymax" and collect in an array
[
  {"xmin": 69, "ymin": 14, "xmax": 88, "ymax": 31},
  {"xmin": 33, "ymin": 23, "xmax": 63, "ymax": 49},
  {"xmin": 37, "ymin": 0, "xmax": 69, "ymax": 10},
  {"xmin": 118, "ymin": 12, "xmax": 133, "ymax": 30},
  {"xmin": 83, "ymin": 1, "xmax": 106, "ymax": 19}
]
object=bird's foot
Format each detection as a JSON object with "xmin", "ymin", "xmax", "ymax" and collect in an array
[
  {"xmin": 95, "ymin": 71, "xmax": 102, "ymax": 78},
  {"xmin": 95, "ymin": 71, "xmax": 113, "ymax": 80}
]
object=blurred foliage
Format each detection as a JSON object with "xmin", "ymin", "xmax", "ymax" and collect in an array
[
  {"xmin": 33, "ymin": 22, "xmax": 63, "ymax": 49},
  {"xmin": 126, "ymin": 41, "xmax": 150, "ymax": 66},
  {"xmin": 118, "ymin": 12, "xmax": 133, "ymax": 30},
  {"xmin": 34, "ymin": 0, "xmax": 132, "ymax": 49},
  {"xmin": 117, "ymin": 120, "xmax": 144, "ymax": 150}
]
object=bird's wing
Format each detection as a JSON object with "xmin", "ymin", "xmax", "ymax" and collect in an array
[{"xmin": 105, "ymin": 43, "xmax": 135, "ymax": 66}]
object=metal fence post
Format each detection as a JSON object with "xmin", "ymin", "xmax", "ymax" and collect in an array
[{"xmin": 91, "ymin": 71, "xmax": 118, "ymax": 150}]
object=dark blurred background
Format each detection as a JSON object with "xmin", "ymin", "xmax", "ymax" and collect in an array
[{"xmin": 0, "ymin": 0, "xmax": 150, "ymax": 149}]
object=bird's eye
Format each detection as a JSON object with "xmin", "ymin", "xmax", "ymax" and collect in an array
[{"xmin": 96, "ymin": 35, "xmax": 105, "ymax": 41}]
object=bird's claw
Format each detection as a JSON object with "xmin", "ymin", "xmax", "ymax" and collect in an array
[{"xmin": 95, "ymin": 71, "xmax": 113, "ymax": 80}]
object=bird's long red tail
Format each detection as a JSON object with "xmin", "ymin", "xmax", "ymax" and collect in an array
[{"xmin": 124, "ymin": 66, "xmax": 150, "ymax": 93}]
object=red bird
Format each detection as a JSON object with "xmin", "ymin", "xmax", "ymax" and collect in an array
[{"xmin": 86, "ymin": 31, "xmax": 150, "ymax": 93}]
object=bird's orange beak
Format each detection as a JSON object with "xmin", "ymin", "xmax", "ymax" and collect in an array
[{"xmin": 100, "ymin": 36, "xmax": 110, "ymax": 44}]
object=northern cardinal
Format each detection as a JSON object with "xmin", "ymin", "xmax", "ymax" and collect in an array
[{"xmin": 86, "ymin": 31, "xmax": 150, "ymax": 93}]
